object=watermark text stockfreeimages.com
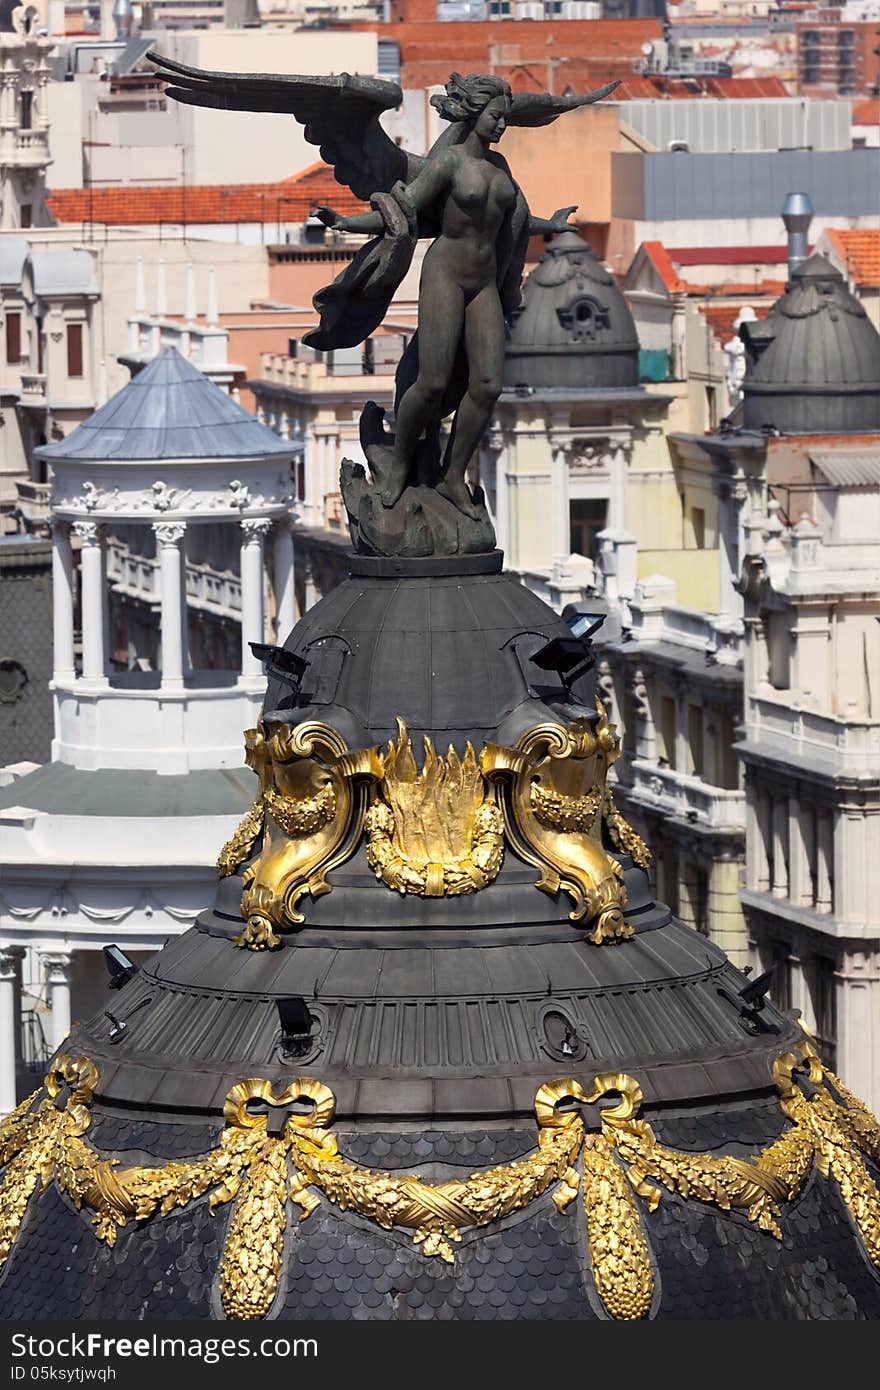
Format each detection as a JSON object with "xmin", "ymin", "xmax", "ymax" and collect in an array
[{"xmin": 10, "ymin": 1334, "xmax": 317, "ymax": 1368}]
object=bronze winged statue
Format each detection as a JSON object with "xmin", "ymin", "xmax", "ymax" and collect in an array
[{"xmin": 148, "ymin": 54, "xmax": 619, "ymax": 556}]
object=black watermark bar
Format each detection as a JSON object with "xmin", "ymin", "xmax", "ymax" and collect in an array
[{"xmin": 0, "ymin": 1317, "xmax": 863, "ymax": 1384}]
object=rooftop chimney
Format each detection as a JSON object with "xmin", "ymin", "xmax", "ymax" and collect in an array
[{"xmin": 781, "ymin": 192, "xmax": 813, "ymax": 281}]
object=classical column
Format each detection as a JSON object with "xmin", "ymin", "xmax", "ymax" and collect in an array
[
  {"xmin": 756, "ymin": 786, "xmax": 772, "ymax": 891},
  {"xmin": 771, "ymin": 797, "xmax": 789, "ymax": 899},
  {"xmin": 0, "ymin": 947, "xmax": 23, "ymax": 1116},
  {"xmin": 315, "ymin": 434, "xmax": 327, "ymax": 527},
  {"xmin": 492, "ymin": 447, "xmax": 508, "ymax": 555},
  {"xmin": 240, "ymin": 518, "xmax": 271, "ymax": 678},
  {"xmin": 816, "ymin": 810, "xmax": 834, "ymax": 913},
  {"xmin": 550, "ymin": 446, "xmax": 569, "ymax": 567},
  {"xmin": 273, "ymin": 517, "xmax": 296, "ymax": 642},
  {"xmin": 73, "ymin": 521, "xmax": 105, "ymax": 684},
  {"xmin": 42, "ymin": 953, "xmax": 72, "ymax": 1052},
  {"xmin": 152, "ymin": 522, "xmax": 187, "ymax": 690},
  {"xmin": 608, "ymin": 443, "xmax": 627, "ymax": 532},
  {"xmin": 324, "ymin": 433, "xmax": 338, "ymax": 515},
  {"xmin": 304, "ymin": 557, "xmax": 320, "ymax": 612},
  {"xmin": 50, "ymin": 518, "xmax": 76, "ymax": 680}
]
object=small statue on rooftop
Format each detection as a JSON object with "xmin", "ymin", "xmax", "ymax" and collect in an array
[{"xmin": 148, "ymin": 54, "xmax": 618, "ymax": 555}]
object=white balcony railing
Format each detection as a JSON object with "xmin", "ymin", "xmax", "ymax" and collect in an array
[
  {"xmin": 747, "ymin": 694, "xmax": 880, "ymax": 773},
  {"xmin": 19, "ymin": 372, "xmax": 46, "ymax": 403},
  {"xmin": 106, "ymin": 542, "xmax": 242, "ymax": 621},
  {"xmin": 628, "ymin": 758, "xmax": 746, "ymax": 833},
  {"xmin": 630, "ymin": 601, "xmax": 743, "ymax": 667},
  {"xmin": 14, "ymin": 480, "xmax": 50, "ymax": 527}
]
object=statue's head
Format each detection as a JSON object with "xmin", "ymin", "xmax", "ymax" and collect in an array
[{"xmin": 431, "ymin": 72, "xmax": 512, "ymax": 143}]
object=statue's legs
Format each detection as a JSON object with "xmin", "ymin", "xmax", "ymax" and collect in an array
[
  {"xmin": 380, "ymin": 272, "xmax": 465, "ymax": 509},
  {"xmin": 437, "ymin": 284, "xmax": 504, "ymax": 519}
]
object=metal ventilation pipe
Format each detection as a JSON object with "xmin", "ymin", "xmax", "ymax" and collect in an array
[{"xmin": 781, "ymin": 192, "xmax": 813, "ymax": 281}]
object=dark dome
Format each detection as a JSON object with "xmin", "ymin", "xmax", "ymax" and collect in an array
[
  {"xmin": 2, "ymin": 553, "xmax": 879, "ymax": 1325},
  {"xmin": 741, "ymin": 252, "xmax": 880, "ymax": 434},
  {"xmin": 504, "ymin": 231, "xmax": 640, "ymax": 391}
]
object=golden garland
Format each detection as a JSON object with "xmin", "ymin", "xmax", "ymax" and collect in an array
[
  {"xmin": 530, "ymin": 781, "xmax": 602, "ymax": 836},
  {"xmin": 1, "ymin": 1042, "xmax": 878, "ymax": 1322},
  {"xmin": 264, "ymin": 782, "xmax": 336, "ymax": 838},
  {"xmin": 602, "ymin": 786, "xmax": 654, "ymax": 870}
]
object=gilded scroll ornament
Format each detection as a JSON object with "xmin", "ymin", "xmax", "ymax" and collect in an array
[
  {"xmin": 482, "ymin": 702, "xmax": 631, "ymax": 943},
  {"xmin": 364, "ymin": 719, "xmax": 504, "ymax": 898},
  {"xmin": 235, "ymin": 721, "xmax": 383, "ymax": 949}
]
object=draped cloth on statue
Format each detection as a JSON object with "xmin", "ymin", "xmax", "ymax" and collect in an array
[{"xmin": 303, "ymin": 177, "xmax": 532, "ymax": 427}]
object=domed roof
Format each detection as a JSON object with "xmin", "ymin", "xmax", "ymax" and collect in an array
[
  {"xmin": 504, "ymin": 231, "xmax": 640, "ymax": 391},
  {"xmin": 741, "ymin": 252, "xmax": 880, "ymax": 434},
  {"xmin": 36, "ymin": 347, "xmax": 293, "ymax": 463}
]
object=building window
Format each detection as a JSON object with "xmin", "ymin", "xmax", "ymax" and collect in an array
[
  {"xmin": 296, "ymin": 457, "xmax": 305, "ymax": 502},
  {"xmin": 691, "ymin": 506, "xmax": 706, "ymax": 550},
  {"xmin": 19, "ymin": 91, "xmax": 32, "ymax": 130},
  {"xmin": 705, "ymin": 385, "xmax": 717, "ymax": 430},
  {"xmin": 688, "ymin": 703, "xmax": 704, "ymax": 777},
  {"xmin": 569, "ymin": 499, "xmax": 607, "ymax": 561},
  {"xmin": 769, "ymin": 941, "xmax": 792, "ymax": 1012},
  {"xmin": 810, "ymin": 954, "xmax": 837, "ymax": 1070},
  {"xmin": 5, "ymin": 311, "xmax": 21, "ymax": 364},
  {"xmin": 66, "ymin": 323, "xmax": 84, "ymax": 378},
  {"xmin": 19, "ymin": 205, "xmax": 31, "ymax": 229},
  {"xmin": 660, "ymin": 694, "xmax": 677, "ymax": 771},
  {"xmin": 687, "ymin": 863, "xmax": 709, "ymax": 935}
]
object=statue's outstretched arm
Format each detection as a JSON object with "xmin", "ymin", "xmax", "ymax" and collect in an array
[
  {"xmin": 317, "ymin": 152, "xmax": 454, "ymax": 236},
  {"xmin": 529, "ymin": 205, "xmax": 579, "ymax": 236}
]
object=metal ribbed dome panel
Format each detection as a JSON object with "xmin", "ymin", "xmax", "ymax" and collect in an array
[{"xmin": 2, "ymin": 553, "xmax": 879, "ymax": 1323}]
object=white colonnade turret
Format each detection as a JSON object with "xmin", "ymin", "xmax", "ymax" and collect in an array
[{"xmin": 0, "ymin": 347, "xmax": 301, "ymax": 1113}]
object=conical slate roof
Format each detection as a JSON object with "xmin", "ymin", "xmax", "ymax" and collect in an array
[
  {"xmin": 740, "ymin": 252, "xmax": 880, "ymax": 434},
  {"xmin": 504, "ymin": 230, "xmax": 639, "ymax": 391},
  {"xmin": 37, "ymin": 347, "xmax": 292, "ymax": 462}
]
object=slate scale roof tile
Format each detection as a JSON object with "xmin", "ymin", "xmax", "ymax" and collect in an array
[{"xmin": 36, "ymin": 347, "xmax": 292, "ymax": 462}]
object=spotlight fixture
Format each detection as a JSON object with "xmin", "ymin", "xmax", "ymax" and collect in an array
[
  {"xmin": 276, "ymin": 996, "xmax": 315, "ymax": 1059},
  {"xmin": 103, "ymin": 944, "xmax": 138, "ymax": 990},
  {"xmin": 561, "ymin": 603, "xmax": 606, "ymax": 643},
  {"xmin": 249, "ymin": 643, "xmax": 308, "ymax": 692}
]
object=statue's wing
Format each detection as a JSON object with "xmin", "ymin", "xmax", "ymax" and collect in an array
[
  {"xmin": 507, "ymin": 80, "xmax": 620, "ymax": 128},
  {"xmin": 147, "ymin": 52, "xmax": 416, "ymax": 199}
]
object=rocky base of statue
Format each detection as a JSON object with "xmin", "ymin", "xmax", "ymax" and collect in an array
[{"xmin": 340, "ymin": 401, "xmax": 496, "ymax": 557}]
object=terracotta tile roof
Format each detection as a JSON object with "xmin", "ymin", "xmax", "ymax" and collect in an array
[
  {"xmin": 853, "ymin": 98, "xmax": 880, "ymax": 124},
  {"xmin": 700, "ymin": 300, "xmax": 775, "ymax": 345},
  {"xmin": 640, "ymin": 241, "xmax": 687, "ymax": 293},
  {"xmin": 613, "ymin": 75, "xmax": 791, "ymax": 99},
  {"xmin": 47, "ymin": 162, "xmax": 367, "ymax": 228},
  {"xmin": 823, "ymin": 228, "xmax": 880, "ymax": 287},
  {"xmin": 342, "ymin": 17, "xmax": 662, "ymax": 88}
]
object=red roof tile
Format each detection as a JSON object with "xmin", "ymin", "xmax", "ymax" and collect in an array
[
  {"xmin": 641, "ymin": 241, "xmax": 687, "ymax": 293},
  {"xmin": 47, "ymin": 162, "xmax": 367, "ymax": 227},
  {"xmin": 853, "ymin": 98, "xmax": 880, "ymax": 124},
  {"xmin": 613, "ymin": 75, "xmax": 791, "ymax": 100},
  {"xmin": 824, "ymin": 228, "xmax": 880, "ymax": 287},
  {"xmin": 700, "ymin": 301, "xmax": 775, "ymax": 345}
]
